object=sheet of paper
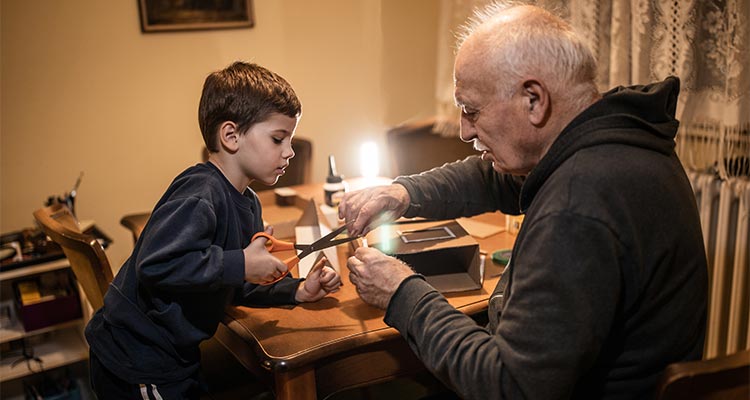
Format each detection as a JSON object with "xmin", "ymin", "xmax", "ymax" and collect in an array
[{"xmin": 456, "ymin": 217, "xmax": 505, "ymax": 239}]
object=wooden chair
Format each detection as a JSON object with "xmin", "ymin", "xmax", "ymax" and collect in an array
[
  {"xmin": 120, "ymin": 212, "xmax": 150, "ymax": 244},
  {"xmin": 386, "ymin": 117, "xmax": 476, "ymax": 176},
  {"xmin": 655, "ymin": 349, "xmax": 750, "ymax": 400},
  {"xmin": 33, "ymin": 203, "xmax": 113, "ymax": 311},
  {"xmin": 249, "ymin": 136, "xmax": 313, "ymax": 192}
]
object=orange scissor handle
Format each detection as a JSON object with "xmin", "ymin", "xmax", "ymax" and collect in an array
[
  {"xmin": 252, "ymin": 232, "xmax": 296, "ymax": 252},
  {"xmin": 251, "ymin": 232, "xmax": 300, "ymax": 285}
]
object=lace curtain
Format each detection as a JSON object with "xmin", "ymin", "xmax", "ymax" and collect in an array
[{"xmin": 434, "ymin": 0, "xmax": 750, "ymax": 179}]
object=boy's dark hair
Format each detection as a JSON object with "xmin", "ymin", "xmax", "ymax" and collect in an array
[{"xmin": 199, "ymin": 62, "xmax": 301, "ymax": 152}]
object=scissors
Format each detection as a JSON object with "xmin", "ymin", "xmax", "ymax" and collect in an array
[{"xmin": 251, "ymin": 225, "xmax": 358, "ymax": 285}]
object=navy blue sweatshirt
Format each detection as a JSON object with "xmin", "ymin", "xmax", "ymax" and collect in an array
[{"xmin": 86, "ymin": 162, "xmax": 300, "ymax": 384}]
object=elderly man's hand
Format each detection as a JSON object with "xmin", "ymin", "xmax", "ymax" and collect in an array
[
  {"xmin": 346, "ymin": 247, "xmax": 415, "ymax": 309},
  {"xmin": 338, "ymin": 184, "xmax": 411, "ymax": 237}
]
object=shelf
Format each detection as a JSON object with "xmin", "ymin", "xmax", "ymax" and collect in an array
[
  {"xmin": 0, "ymin": 329, "xmax": 88, "ymax": 383},
  {"xmin": 0, "ymin": 258, "xmax": 69, "ymax": 282},
  {"xmin": 0, "ymin": 319, "xmax": 83, "ymax": 345}
]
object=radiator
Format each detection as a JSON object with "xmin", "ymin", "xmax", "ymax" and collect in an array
[{"xmin": 688, "ymin": 172, "xmax": 750, "ymax": 358}]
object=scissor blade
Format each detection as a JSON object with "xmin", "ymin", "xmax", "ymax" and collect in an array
[
  {"xmin": 318, "ymin": 236, "xmax": 359, "ymax": 248},
  {"xmin": 296, "ymin": 246, "xmax": 315, "ymax": 260},
  {"xmin": 296, "ymin": 225, "xmax": 358, "ymax": 261},
  {"xmin": 310, "ymin": 225, "xmax": 348, "ymax": 250},
  {"xmin": 297, "ymin": 226, "xmax": 356, "ymax": 259}
]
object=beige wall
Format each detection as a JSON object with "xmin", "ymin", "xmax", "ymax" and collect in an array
[{"xmin": 1, "ymin": 0, "xmax": 440, "ymax": 268}]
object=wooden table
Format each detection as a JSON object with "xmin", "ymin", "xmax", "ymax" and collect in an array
[{"xmin": 216, "ymin": 180, "xmax": 516, "ymax": 399}]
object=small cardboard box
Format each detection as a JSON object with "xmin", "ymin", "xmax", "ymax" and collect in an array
[{"xmin": 364, "ymin": 219, "xmax": 482, "ymax": 293}]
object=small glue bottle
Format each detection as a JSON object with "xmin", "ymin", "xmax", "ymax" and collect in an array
[{"xmin": 324, "ymin": 154, "xmax": 347, "ymax": 207}]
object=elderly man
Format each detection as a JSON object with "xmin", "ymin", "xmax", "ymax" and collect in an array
[{"xmin": 338, "ymin": 3, "xmax": 707, "ymax": 399}]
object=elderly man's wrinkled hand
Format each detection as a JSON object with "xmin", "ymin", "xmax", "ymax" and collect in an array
[
  {"xmin": 337, "ymin": 184, "xmax": 411, "ymax": 237},
  {"xmin": 346, "ymin": 247, "xmax": 415, "ymax": 309}
]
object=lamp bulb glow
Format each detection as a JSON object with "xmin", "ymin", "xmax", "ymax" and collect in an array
[{"xmin": 359, "ymin": 141, "xmax": 379, "ymax": 178}]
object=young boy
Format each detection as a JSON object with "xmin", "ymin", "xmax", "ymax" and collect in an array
[{"xmin": 85, "ymin": 62, "xmax": 341, "ymax": 399}]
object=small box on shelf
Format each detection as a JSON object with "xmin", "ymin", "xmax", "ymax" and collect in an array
[{"xmin": 13, "ymin": 270, "xmax": 82, "ymax": 332}]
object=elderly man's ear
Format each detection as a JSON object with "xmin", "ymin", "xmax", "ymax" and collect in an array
[{"xmin": 523, "ymin": 80, "xmax": 550, "ymax": 126}]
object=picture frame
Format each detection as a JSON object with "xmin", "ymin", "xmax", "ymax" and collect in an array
[{"xmin": 138, "ymin": 0, "xmax": 254, "ymax": 33}]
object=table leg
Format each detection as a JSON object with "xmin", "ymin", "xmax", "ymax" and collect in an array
[{"xmin": 275, "ymin": 367, "xmax": 317, "ymax": 400}]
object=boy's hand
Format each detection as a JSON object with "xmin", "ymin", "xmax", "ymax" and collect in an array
[
  {"xmin": 295, "ymin": 258, "xmax": 342, "ymax": 302},
  {"xmin": 243, "ymin": 226, "xmax": 289, "ymax": 284}
]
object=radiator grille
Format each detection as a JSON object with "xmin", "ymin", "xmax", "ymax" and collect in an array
[{"xmin": 689, "ymin": 172, "xmax": 750, "ymax": 358}]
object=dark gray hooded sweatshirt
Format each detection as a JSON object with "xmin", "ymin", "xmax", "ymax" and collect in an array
[{"xmin": 389, "ymin": 77, "xmax": 707, "ymax": 399}]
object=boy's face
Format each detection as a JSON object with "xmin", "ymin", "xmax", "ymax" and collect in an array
[{"xmin": 237, "ymin": 112, "xmax": 299, "ymax": 186}]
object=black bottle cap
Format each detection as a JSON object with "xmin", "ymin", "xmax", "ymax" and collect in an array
[
  {"xmin": 327, "ymin": 155, "xmax": 343, "ymax": 183},
  {"xmin": 326, "ymin": 174, "xmax": 343, "ymax": 183}
]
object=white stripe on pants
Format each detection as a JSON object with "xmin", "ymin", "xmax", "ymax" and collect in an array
[{"xmin": 138, "ymin": 383, "xmax": 164, "ymax": 400}]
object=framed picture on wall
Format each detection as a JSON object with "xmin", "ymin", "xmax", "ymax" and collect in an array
[{"xmin": 138, "ymin": 0, "xmax": 254, "ymax": 33}]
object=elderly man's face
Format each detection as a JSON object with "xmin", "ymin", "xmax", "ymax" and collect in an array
[{"xmin": 454, "ymin": 43, "xmax": 541, "ymax": 175}]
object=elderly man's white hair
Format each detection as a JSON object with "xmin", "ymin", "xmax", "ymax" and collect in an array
[
  {"xmin": 456, "ymin": 1, "xmax": 598, "ymax": 108},
  {"xmin": 456, "ymin": 0, "xmax": 530, "ymax": 48}
]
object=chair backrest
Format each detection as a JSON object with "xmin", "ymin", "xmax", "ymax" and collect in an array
[
  {"xmin": 386, "ymin": 117, "xmax": 476, "ymax": 176},
  {"xmin": 249, "ymin": 136, "xmax": 313, "ymax": 192},
  {"xmin": 655, "ymin": 349, "xmax": 750, "ymax": 400},
  {"xmin": 33, "ymin": 203, "xmax": 113, "ymax": 311},
  {"xmin": 120, "ymin": 212, "xmax": 151, "ymax": 244}
]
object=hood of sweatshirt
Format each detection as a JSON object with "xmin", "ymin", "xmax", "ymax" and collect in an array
[{"xmin": 519, "ymin": 76, "xmax": 681, "ymax": 211}]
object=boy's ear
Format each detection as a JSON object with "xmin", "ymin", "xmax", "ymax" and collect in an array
[{"xmin": 218, "ymin": 121, "xmax": 240, "ymax": 152}]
